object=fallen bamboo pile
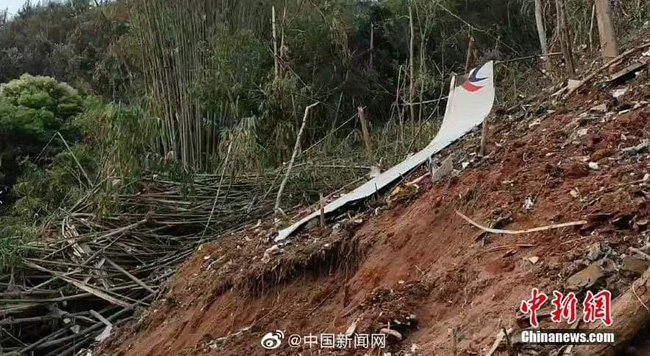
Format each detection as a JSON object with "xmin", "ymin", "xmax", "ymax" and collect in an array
[
  {"xmin": 0, "ymin": 127, "xmax": 383, "ymax": 355},
  {"xmin": 0, "ymin": 172, "xmax": 304, "ymax": 355}
]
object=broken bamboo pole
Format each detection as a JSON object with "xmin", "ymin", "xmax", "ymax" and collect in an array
[
  {"xmin": 464, "ymin": 35, "xmax": 475, "ymax": 74},
  {"xmin": 456, "ymin": 211, "xmax": 587, "ymax": 235},
  {"xmin": 275, "ymin": 102, "xmax": 320, "ymax": 212},
  {"xmin": 357, "ymin": 106, "xmax": 373, "ymax": 161}
]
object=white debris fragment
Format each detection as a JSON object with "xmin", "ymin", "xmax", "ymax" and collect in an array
[
  {"xmin": 590, "ymin": 103, "xmax": 608, "ymax": 113},
  {"xmin": 368, "ymin": 166, "xmax": 381, "ymax": 178},
  {"xmin": 262, "ymin": 245, "xmax": 281, "ymax": 263},
  {"xmin": 527, "ymin": 256, "xmax": 540, "ymax": 265},
  {"xmin": 568, "ymin": 79, "xmax": 581, "ymax": 91},
  {"xmin": 95, "ymin": 324, "xmax": 113, "ymax": 342},
  {"xmin": 612, "ymin": 87, "xmax": 628, "ymax": 99},
  {"xmin": 523, "ymin": 196, "xmax": 535, "ymax": 211},
  {"xmin": 380, "ymin": 328, "xmax": 403, "ymax": 341},
  {"xmin": 345, "ymin": 318, "xmax": 359, "ymax": 336},
  {"xmin": 528, "ymin": 118, "xmax": 542, "ymax": 128},
  {"xmin": 588, "ymin": 162, "xmax": 599, "ymax": 170}
]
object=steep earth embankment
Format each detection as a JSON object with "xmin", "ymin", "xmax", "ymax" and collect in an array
[{"xmin": 100, "ymin": 46, "xmax": 650, "ymax": 356}]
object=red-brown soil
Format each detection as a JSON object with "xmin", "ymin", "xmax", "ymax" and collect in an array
[{"xmin": 99, "ymin": 51, "xmax": 650, "ymax": 356}]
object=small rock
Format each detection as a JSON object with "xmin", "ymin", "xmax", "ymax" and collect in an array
[
  {"xmin": 591, "ymin": 148, "xmax": 614, "ymax": 161},
  {"xmin": 380, "ymin": 328, "xmax": 403, "ymax": 342},
  {"xmin": 432, "ymin": 156, "xmax": 454, "ymax": 183},
  {"xmin": 587, "ymin": 243, "xmax": 602, "ymax": 261},
  {"xmin": 635, "ymin": 140, "xmax": 650, "ymax": 153},
  {"xmin": 566, "ymin": 259, "xmax": 614, "ymax": 291},
  {"xmin": 622, "ymin": 140, "xmax": 650, "ymax": 156},
  {"xmin": 621, "ymin": 256, "xmax": 649, "ymax": 276},
  {"xmin": 564, "ymin": 162, "xmax": 589, "ymax": 178},
  {"xmin": 588, "ymin": 162, "xmax": 599, "ymax": 170}
]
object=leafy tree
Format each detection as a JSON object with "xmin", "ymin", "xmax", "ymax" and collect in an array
[
  {"xmin": 0, "ymin": 74, "xmax": 83, "ymax": 202},
  {"xmin": 0, "ymin": 0, "xmax": 132, "ymax": 98}
]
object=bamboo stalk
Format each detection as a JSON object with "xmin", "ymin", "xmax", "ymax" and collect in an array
[
  {"xmin": 408, "ymin": 0, "xmax": 416, "ymax": 124},
  {"xmin": 272, "ymin": 6, "xmax": 279, "ymax": 79},
  {"xmin": 275, "ymin": 102, "xmax": 320, "ymax": 212},
  {"xmin": 357, "ymin": 106, "xmax": 373, "ymax": 161}
]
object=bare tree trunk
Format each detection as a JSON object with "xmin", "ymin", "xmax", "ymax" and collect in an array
[
  {"xmin": 280, "ymin": 5, "xmax": 287, "ymax": 78},
  {"xmin": 589, "ymin": 2, "xmax": 596, "ymax": 51},
  {"xmin": 534, "ymin": 0, "xmax": 551, "ymax": 72},
  {"xmin": 555, "ymin": 0, "xmax": 575, "ymax": 77},
  {"xmin": 272, "ymin": 6, "xmax": 279, "ymax": 79},
  {"xmin": 595, "ymin": 0, "xmax": 620, "ymax": 63},
  {"xmin": 369, "ymin": 23, "xmax": 374, "ymax": 69},
  {"xmin": 408, "ymin": 0, "xmax": 416, "ymax": 124}
]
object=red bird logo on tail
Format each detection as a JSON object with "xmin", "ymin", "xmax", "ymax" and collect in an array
[{"xmin": 461, "ymin": 63, "xmax": 488, "ymax": 93}]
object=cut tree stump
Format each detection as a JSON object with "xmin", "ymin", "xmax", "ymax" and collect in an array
[{"xmin": 573, "ymin": 266, "xmax": 650, "ymax": 356}]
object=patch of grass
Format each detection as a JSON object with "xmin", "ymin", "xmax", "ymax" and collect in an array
[{"xmin": 0, "ymin": 217, "xmax": 38, "ymax": 271}]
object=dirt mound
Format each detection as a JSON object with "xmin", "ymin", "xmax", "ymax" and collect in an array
[{"xmin": 99, "ymin": 51, "xmax": 650, "ymax": 355}]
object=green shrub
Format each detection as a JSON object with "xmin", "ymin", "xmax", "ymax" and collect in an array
[
  {"xmin": 0, "ymin": 74, "xmax": 85, "ymax": 197},
  {"xmin": 0, "ymin": 218, "xmax": 37, "ymax": 271}
]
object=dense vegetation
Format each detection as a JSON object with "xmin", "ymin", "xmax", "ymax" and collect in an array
[{"xmin": 0, "ymin": 0, "xmax": 649, "ymax": 269}]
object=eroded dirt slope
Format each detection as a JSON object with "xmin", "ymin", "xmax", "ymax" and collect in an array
[{"xmin": 100, "ymin": 49, "xmax": 650, "ymax": 356}]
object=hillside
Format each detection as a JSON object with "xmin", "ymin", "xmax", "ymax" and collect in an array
[
  {"xmin": 97, "ymin": 39, "xmax": 650, "ymax": 356},
  {"xmin": 2, "ymin": 1, "xmax": 650, "ymax": 356}
]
